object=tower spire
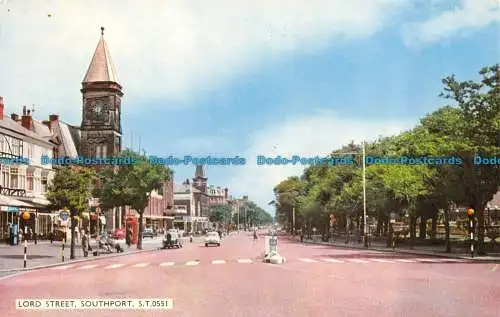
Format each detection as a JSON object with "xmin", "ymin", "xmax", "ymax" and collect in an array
[{"xmin": 82, "ymin": 27, "xmax": 119, "ymax": 84}]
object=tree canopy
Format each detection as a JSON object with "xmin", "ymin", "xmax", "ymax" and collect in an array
[{"xmin": 272, "ymin": 64, "xmax": 499, "ymax": 254}]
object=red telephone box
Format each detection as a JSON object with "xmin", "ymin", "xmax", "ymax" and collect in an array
[{"xmin": 126, "ymin": 215, "xmax": 138, "ymax": 245}]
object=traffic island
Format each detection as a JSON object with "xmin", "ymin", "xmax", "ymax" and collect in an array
[{"xmin": 263, "ymin": 231, "xmax": 285, "ymax": 264}]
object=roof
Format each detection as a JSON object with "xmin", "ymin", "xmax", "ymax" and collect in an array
[
  {"xmin": 82, "ymin": 31, "xmax": 119, "ymax": 83},
  {"xmin": 0, "ymin": 116, "xmax": 52, "ymax": 145},
  {"xmin": 174, "ymin": 183, "xmax": 201, "ymax": 194},
  {"xmin": 50, "ymin": 120, "xmax": 79, "ymax": 157}
]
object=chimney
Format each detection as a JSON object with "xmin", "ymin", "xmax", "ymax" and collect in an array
[
  {"xmin": 49, "ymin": 114, "xmax": 59, "ymax": 122},
  {"xmin": 0, "ymin": 96, "xmax": 4, "ymax": 120},
  {"xmin": 11, "ymin": 113, "xmax": 19, "ymax": 121},
  {"xmin": 21, "ymin": 111, "xmax": 33, "ymax": 131},
  {"xmin": 42, "ymin": 120, "xmax": 51, "ymax": 130},
  {"xmin": 224, "ymin": 188, "xmax": 228, "ymax": 199}
]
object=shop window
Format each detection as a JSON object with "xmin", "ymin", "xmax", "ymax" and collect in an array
[{"xmin": 1, "ymin": 165, "xmax": 8, "ymax": 187}]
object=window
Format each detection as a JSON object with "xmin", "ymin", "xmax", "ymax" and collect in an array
[
  {"xmin": 10, "ymin": 167, "xmax": 18, "ymax": 189},
  {"xmin": 2, "ymin": 165, "xmax": 9, "ymax": 188},
  {"xmin": 28, "ymin": 144, "xmax": 33, "ymax": 160},
  {"xmin": 11, "ymin": 138, "xmax": 21, "ymax": 156},
  {"xmin": 0, "ymin": 135, "xmax": 4, "ymax": 153},
  {"xmin": 26, "ymin": 172, "xmax": 33, "ymax": 191},
  {"xmin": 41, "ymin": 174, "xmax": 48, "ymax": 193},
  {"xmin": 101, "ymin": 144, "xmax": 107, "ymax": 158},
  {"xmin": 19, "ymin": 170, "xmax": 25, "ymax": 190},
  {"xmin": 96, "ymin": 145, "xmax": 101, "ymax": 158}
]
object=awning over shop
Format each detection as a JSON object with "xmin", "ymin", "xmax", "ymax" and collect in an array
[
  {"xmin": 0, "ymin": 195, "xmax": 37, "ymax": 210},
  {"xmin": 16, "ymin": 197, "xmax": 51, "ymax": 209},
  {"xmin": 145, "ymin": 215, "xmax": 175, "ymax": 220}
]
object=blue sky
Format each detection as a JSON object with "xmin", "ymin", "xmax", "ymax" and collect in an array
[{"xmin": 0, "ymin": 0, "xmax": 498, "ymax": 214}]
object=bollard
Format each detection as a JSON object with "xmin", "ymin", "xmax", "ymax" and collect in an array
[
  {"xmin": 23, "ymin": 239, "xmax": 27, "ymax": 268},
  {"xmin": 62, "ymin": 238, "xmax": 65, "ymax": 262}
]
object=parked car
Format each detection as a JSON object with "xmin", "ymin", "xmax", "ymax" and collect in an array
[
  {"xmin": 162, "ymin": 231, "xmax": 183, "ymax": 249},
  {"xmin": 205, "ymin": 232, "xmax": 221, "ymax": 247},
  {"xmin": 143, "ymin": 228, "xmax": 154, "ymax": 238},
  {"xmin": 113, "ymin": 228, "xmax": 125, "ymax": 239}
]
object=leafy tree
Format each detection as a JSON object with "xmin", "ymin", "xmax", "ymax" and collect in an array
[
  {"xmin": 99, "ymin": 150, "xmax": 171, "ymax": 249},
  {"xmin": 209, "ymin": 204, "xmax": 232, "ymax": 227},
  {"xmin": 47, "ymin": 167, "xmax": 95, "ymax": 259}
]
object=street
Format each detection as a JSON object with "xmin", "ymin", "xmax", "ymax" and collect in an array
[{"xmin": 0, "ymin": 231, "xmax": 498, "ymax": 317}]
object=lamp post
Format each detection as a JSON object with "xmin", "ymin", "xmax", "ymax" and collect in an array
[{"xmin": 362, "ymin": 140, "xmax": 368, "ymax": 247}]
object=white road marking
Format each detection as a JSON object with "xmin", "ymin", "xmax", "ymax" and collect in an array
[
  {"xmin": 298, "ymin": 258, "xmax": 319, "ymax": 263},
  {"xmin": 347, "ymin": 259, "xmax": 369, "ymax": 263},
  {"xmin": 132, "ymin": 262, "xmax": 150, "ymax": 268},
  {"xmin": 237, "ymin": 259, "xmax": 252, "ymax": 263},
  {"xmin": 77, "ymin": 264, "xmax": 98, "ymax": 270},
  {"xmin": 371, "ymin": 259, "xmax": 394, "ymax": 263},
  {"xmin": 440, "ymin": 258, "xmax": 467, "ymax": 263},
  {"xmin": 159, "ymin": 262, "xmax": 175, "ymax": 267},
  {"xmin": 105, "ymin": 264, "xmax": 124, "ymax": 269},
  {"xmin": 212, "ymin": 260, "xmax": 226, "ymax": 264},
  {"xmin": 52, "ymin": 265, "xmax": 75, "ymax": 270},
  {"xmin": 417, "ymin": 258, "xmax": 443, "ymax": 263},
  {"xmin": 185, "ymin": 261, "xmax": 200, "ymax": 266},
  {"xmin": 394, "ymin": 259, "xmax": 416, "ymax": 263},
  {"xmin": 321, "ymin": 259, "xmax": 344, "ymax": 263}
]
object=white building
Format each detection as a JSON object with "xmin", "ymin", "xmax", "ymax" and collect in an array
[{"xmin": 0, "ymin": 98, "xmax": 55, "ymax": 242}]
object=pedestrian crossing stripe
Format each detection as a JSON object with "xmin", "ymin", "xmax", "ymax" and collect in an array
[
  {"xmin": 321, "ymin": 259, "xmax": 344, "ymax": 263},
  {"xmin": 185, "ymin": 261, "xmax": 200, "ymax": 266},
  {"xmin": 347, "ymin": 259, "xmax": 369, "ymax": 263},
  {"xmin": 105, "ymin": 264, "xmax": 124, "ymax": 269},
  {"xmin": 159, "ymin": 262, "xmax": 175, "ymax": 267},
  {"xmin": 417, "ymin": 258, "xmax": 442, "ymax": 263},
  {"xmin": 237, "ymin": 259, "xmax": 252, "ymax": 263},
  {"xmin": 298, "ymin": 258, "xmax": 319, "ymax": 263},
  {"xmin": 132, "ymin": 263, "xmax": 150, "ymax": 268},
  {"xmin": 395, "ymin": 259, "xmax": 416, "ymax": 263},
  {"xmin": 212, "ymin": 260, "xmax": 225, "ymax": 264},
  {"xmin": 77, "ymin": 264, "xmax": 98, "ymax": 269},
  {"xmin": 52, "ymin": 265, "xmax": 75, "ymax": 270},
  {"xmin": 371, "ymin": 259, "xmax": 394, "ymax": 263}
]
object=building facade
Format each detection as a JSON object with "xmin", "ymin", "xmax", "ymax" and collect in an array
[{"xmin": 0, "ymin": 97, "xmax": 56, "ymax": 242}]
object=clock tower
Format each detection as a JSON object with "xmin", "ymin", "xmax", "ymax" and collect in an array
[{"xmin": 80, "ymin": 27, "xmax": 123, "ymax": 158}]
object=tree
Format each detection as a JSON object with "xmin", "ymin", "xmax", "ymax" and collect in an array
[
  {"xmin": 46, "ymin": 167, "xmax": 95, "ymax": 259},
  {"xmin": 209, "ymin": 204, "xmax": 232, "ymax": 228},
  {"xmin": 99, "ymin": 150, "xmax": 171, "ymax": 250}
]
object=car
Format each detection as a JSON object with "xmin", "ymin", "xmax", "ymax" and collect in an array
[
  {"xmin": 162, "ymin": 231, "xmax": 183, "ymax": 249},
  {"xmin": 113, "ymin": 228, "xmax": 125, "ymax": 239},
  {"xmin": 205, "ymin": 232, "xmax": 221, "ymax": 247},
  {"xmin": 143, "ymin": 228, "xmax": 154, "ymax": 238}
]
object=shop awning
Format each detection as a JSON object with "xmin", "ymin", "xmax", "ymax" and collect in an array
[
  {"xmin": 145, "ymin": 215, "xmax": 175, "ymax": 220},
  {"xmin": 0, "ymin": 195, "xmax": 36, "ymax": 209}
]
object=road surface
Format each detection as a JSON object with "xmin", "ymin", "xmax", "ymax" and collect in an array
[{"xmin": 0, "ymin": 231, "xmax": 498, "ymax": 317}]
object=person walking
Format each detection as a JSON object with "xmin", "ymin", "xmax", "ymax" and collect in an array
[
  {"xmin": 126, "ymin": 227, "xmax": 132, "ymax": 248},
  {"xmin": 81, "ymin": 229, "xmax": 89, "ymax": 257}
]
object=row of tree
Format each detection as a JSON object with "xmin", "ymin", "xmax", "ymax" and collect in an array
[
  {"xmin": 47, "ymin": 149, "xmax": 171, "ymax": 258},
  {"xmin": 273, "ymin": 65, "xmax": 499, "ymax": 255},
  {"xmin": 208, "ymin": 200, "xmax": 274, "ymax": 229}
]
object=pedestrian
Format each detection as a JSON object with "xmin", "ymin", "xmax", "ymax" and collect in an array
[
  {"xmin": 81, "ymin": 229, "xmax": 89, "ymax": 257},
  {"xmin": 126, "ymin": 227, "xmax": 132, "ymax": 248}
]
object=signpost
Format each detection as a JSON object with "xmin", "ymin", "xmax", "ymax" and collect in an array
[{"xmin": 467, "ymin": 208, "xmax": 475, "ymax": 258}]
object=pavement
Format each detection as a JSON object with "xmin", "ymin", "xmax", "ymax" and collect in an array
[
  {"xmin": 0, "ymin": 230, "xmax": 498, "ymax": 317},
  {"xmin": 297, "ymin": 235, "xmax": 500, "ymax": 262}
]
